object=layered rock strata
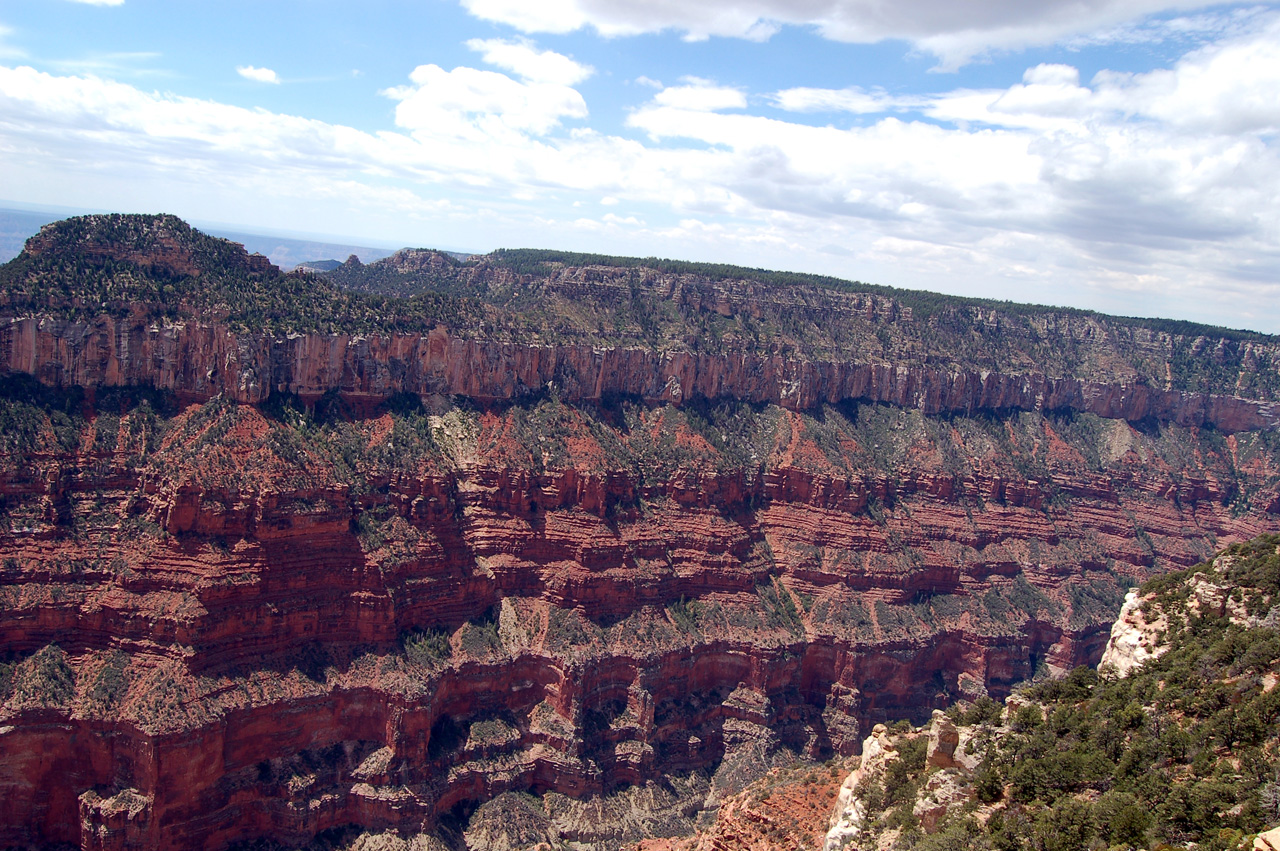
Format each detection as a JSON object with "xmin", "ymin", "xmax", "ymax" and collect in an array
[
  {"xmin": 0, "ymin": 385, "xmax": 1277, "ymax": 849},
  {"xmin": 2, "ymin": 216, "xmax": 1280, "ymax": 850},
  {"xmin": 3, "ymin": 315, "xmax": 1278, "ymax": 433}
]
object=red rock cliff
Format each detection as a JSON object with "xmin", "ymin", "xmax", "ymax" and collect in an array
[
  {"xmin": 3, "ymin": 315, "xmax": 1277, "ymax": 433},
  {"xmin": 0, "ymin": 386, "xmax": 1276, "ymax": 849},
  {"xmin": 2, "ymin": 215, "xmax": 1279, "ymax": 850}
]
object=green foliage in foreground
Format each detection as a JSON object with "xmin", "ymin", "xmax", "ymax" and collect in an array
[{"xmin": 883, "ymin": 534, "xmax": 1280, "ymax": 851}]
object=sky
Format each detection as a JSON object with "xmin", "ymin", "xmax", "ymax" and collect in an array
[{"xmin": 0, "ymin": 1, "xmax": 1278, "ymax": 332}]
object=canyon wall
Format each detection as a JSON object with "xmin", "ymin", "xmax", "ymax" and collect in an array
[
  {"xmin": 3, "ymin": 315, "xmax": 1278, "ymax": 433},
  {"xmin": 3, "ymin": 216, "xmax": 1280, "ymax": 850},
  {"xmin": 0, "ymin": 381, "xmax": 1277, "ymax": 849}
]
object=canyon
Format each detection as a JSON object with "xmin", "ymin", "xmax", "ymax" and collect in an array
[{"xmin": 1, "ymin": 215, "xmax": 1279, "ymax": 849}]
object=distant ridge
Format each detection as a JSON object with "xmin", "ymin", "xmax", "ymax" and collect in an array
[
  {"xmin": 207, "ymin": 228, "xmax": 398, "ymax": 270},
  {"xmin": 6, "ymin": 213, "xmax": 1280, "ymax": 415},
  {"xmin": 293, "ymin": 259, "xmax": 345, "ymax": 273},
  {"xmin": 0, "ymin": 209, "xmax": 57, "ymax": 263},
  {"xmin": 0, "ymin": 206, "xmax": 406, "ymax": 270}
]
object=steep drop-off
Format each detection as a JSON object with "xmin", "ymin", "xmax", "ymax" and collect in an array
[
  {"xmin": 815, "ymin": 533, "xmax": 1280, "ymax": 851},
  {"xmin": 1, "ymin": 216, "xmax": 1279, "ymax": 850}
]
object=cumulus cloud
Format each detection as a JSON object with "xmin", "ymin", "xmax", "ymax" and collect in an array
[
  {"xmin": 382, "ymin": 63, "xmax": 588, "ymax": 138},
  {"xmin": 465, "ymin": 38, "xmax": 594, "ymax": 85},
  {"xmin": 458, "ymin": 0, "xmax": 1222, "ymax": 68},
  {"xmin": 921, "ymin": 16, "xmax": 1280, "ymax": 136},
  {"xmin": 1091, "ymin": 22, "xmax": 1280, "ymax": 134},
  {"xmin": 236, "ymin": 65, "xmax": 279, "ymax": 84}
]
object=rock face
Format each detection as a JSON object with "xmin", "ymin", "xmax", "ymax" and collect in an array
[
  {"xmin": 924, "ymin": 710, "xmax": 963, "ymax": 771},
  {"xmin": 3, "ymin": 315, "xmax": 1279, "ymax": 433},
  {"xmin": 2, "ymin": 216, "xmax": 1280, "ymax": 850},
  {"xmin": 825, "ymin": 724, "xmax": 898, "ymax": 850},
  {"xmin": 1097, "ymin": 588, "xmax": 1167, "ymax": 676},
  {"xmin": 823, "ymin": 713, "xmax": 981, "ymax": 851}
]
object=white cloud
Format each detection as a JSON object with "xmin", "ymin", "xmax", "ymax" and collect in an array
[
  {"xmin": 457, "ymin": 0, "xmax": 584, "ymax": 35},
  {"xmin": 1063, "ymin": 6, "xmax": 1267, "ymax": 48},
  {"xmin": 985, "ymin": 64, "xmax": 1093, "ymax": 121},
  {"xmin": 465, "ymin": 38, "xmax": 593, "ymax": 85},
  {"xmin": 1, "ymin": 14, "xmax": 1279, "ymax": 329},
  {"xmin": 382, "ymin": 63, "xmax": 588, "ymax": 138},
  {"xmin": 1091, "ymin": 21, "xmax": 1280, "ymax": 134},
  {"xmin": 236, "ymin": 65, "xmax": 279, "ymax": 84},
  {"xmin": 651, "ymin": 79, "xmax": 747, "ymax": 111},
  {"xmin": 46, "ymin": 51, "xmax": 164, "ymax": 78},
  {"xmin": 772, "ymin": 85, "xmax": 917, "ymax": 114},
  {"xmin": 458, "ymin": 0, "xmax": 1224, "ymax": 68},
  {"xmin": 66, "ymin": 0, "xmax": 124, "ymax": 5},
  {"xmin": 919, "ymin": 16, "xmax": 1280, "ymax": 136}
]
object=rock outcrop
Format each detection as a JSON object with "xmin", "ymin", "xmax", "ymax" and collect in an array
[
  {"xmin": 924, "ymin": 710, "xmax": 964, "ymax": 771},
  {"xmin": 1100, "ymin": 547, "xmax": 1280, "ymax": 677},
  {"xmin": 1256, "ymin": 826, "xmax": 1280, "ymax": 851},
  {"xmin": 825, "ymin": 724, "xmax": 899, "ymax": 850},
  {"xmin": 1097, "ymin": 588, "xmax": 1167, "ymax": 676},
  {"xmin": 823, "ymin": 711, "xmax": 984, "ymax": 851},
  {"xmin": 819, "ymin": 536, "xmax": 1280, "ymax": 851}
]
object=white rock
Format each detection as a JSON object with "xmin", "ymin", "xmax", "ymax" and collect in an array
[
  {"xmin": 824, "ymin": 724, "xmax": 898, "ymax": 851},
  {"xmin": 1099, "ymin": 588, "xmax": 1167, "ymax": 677},
  {"xmin": 1255, "ymin": 825, "xmax": 1280, "ymax": 851}
]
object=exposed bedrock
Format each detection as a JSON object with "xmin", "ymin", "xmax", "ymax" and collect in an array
[
  {"xmin": 0, "ymin": 459, "xmax": 1264, "ymax": 668},
  {"xmin": 1, "ymin": 344, "xmax": 1278, "ymax": 848},
  {"xmin": 0, "ymin": 431, "xmax": 1273, "ymax": 849},
  {"xmin": 2, "ymin": 636, "xmax": 1096, "ymax": 851},
  {"xmin": 4, "ymin": 315, "xmax": 1278, "ymax": 432}
]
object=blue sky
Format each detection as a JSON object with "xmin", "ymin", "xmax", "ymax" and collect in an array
[{"xmin": 1, "ymin": 0, "xmax": 1278, "ymax": 331}]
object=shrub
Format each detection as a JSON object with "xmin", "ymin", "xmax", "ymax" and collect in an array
[{"xmin": 403, "ymin": 628, "xmax": 452, "ymax": 667}]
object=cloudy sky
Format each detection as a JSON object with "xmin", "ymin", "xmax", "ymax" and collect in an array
[{"xmin": 1, "ymin": 1, "xmax": 1278, "ymax": 331}]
